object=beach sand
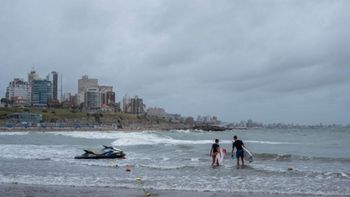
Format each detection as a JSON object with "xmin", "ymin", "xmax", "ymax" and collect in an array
[{"xmin": 0, "ymin": 183, "xmax": 320, "ymax": 197}]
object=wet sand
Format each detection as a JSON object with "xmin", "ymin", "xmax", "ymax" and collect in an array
[{"xmin": 0, "ymin": 183, "xmax": 324, "ymax": 197}]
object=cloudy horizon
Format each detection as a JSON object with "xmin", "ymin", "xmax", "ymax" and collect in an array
[{"xmin": 1, "ymin": 1, "xmax": 350, "ymax": 125}]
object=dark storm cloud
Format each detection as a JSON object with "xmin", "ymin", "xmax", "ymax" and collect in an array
[{"xmin": 1, "ymin": 0, "xmax": 350, "ymax": 124}]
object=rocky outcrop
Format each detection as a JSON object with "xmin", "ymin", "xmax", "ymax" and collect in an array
[{"xmin": 192, "ymin": 124, "xmax": 228, "ymax": 131}]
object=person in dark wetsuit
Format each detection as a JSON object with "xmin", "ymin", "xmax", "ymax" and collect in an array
[
  {"xmin": 232, "ymin": 135, "xmax": 245, "ymax": 168},
  {"xmin": 210, "ymin": 139, "xmax": 220, "ymax": 167}
]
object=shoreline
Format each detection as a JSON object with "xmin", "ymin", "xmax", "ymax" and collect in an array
[
  {"xmin": 0, "ymin": 126, "xmax": 190, "ymax": 132},
  {"xmin": 0, "ymin": 183, "xmax": 324, "ymax": 197}
]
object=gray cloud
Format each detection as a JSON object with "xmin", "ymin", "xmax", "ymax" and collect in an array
[{"xmin": 1, "ymin": 0, "xmax": 350, "ymax": 124}]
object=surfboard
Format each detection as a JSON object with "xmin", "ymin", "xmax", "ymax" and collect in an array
[
  {"xmin": 242, "ymin": 147, "xmax": 253, "ymax": 163},
  {"xmin": 216, "ymin": 148, "xmax": 226, "ymax": 165}
]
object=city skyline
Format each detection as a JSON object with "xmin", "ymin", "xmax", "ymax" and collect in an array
[{"xmin": 1, "ymin": 1, "xmax": 350, "ymax": 125}]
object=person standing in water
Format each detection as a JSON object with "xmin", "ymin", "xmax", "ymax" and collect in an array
[
  {"xmin": 210, "ymin": 139, "xmax": 220, "ymax": 167},
  {"xmin": 232, "ymin": 135, "xmax": 245, "ymax": 168}
]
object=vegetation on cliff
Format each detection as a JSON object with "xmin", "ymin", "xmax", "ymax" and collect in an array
[{"xmin": 0, "ymin": 107, "xmax": 193, "ymax": 130}]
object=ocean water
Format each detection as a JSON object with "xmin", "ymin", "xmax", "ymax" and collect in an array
[{"xmin": 0, "ymin": 128, "xmax": 349, "ymax": 196}]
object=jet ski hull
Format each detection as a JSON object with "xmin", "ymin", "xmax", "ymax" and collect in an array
[
  {"xmin": 74, "ymin": 145, "xmax": 126, "ymax": 159},
  {"xmin": 74, "ymin": 154, "xmax": 125, "ymax": 159}
]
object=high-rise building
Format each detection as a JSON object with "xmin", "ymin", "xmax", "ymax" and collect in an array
[
  {"xmin": 27, "ymin": 68, "xmax": 40, "ymax": 102},
  {"xmin": 122, "ymin": 94, "xmax": 130, "ymax": 112},
  {"xmin": 84, "ymin": 88, "xmax": 100, "ymax": 111},
  {"xmin": 99, "ymin": 85, "xmax": 115, "ymax": 106},
  {"xmin": 71, "ymin": 94, "xmax": 79, "ymax": 107},
  {"xmin": 78, "ymin": 75, "xmax": 98, "ymax": 104},
  {"xmin": 123, "ymin": 95, "xmax": 145, "ymax": 114},
  {"xmin": 51, "ymin": 71, "xmax": 58, "ymax": 100},
  {"xmin": 130, "ymin": 96, "xmax": 145, "ymax": 114},
  {"xmin": 78, "ymin": 75, "xmax": 98, "ymax": 93},
  {"xmin": 31, "ymin": 79, "xmax": 52, "ymax": 107},
  {"xmin": 105, "ymin": 91, "xmax": 115, "ymax": 105},
  {"xmin": 6, "ymin": 78, "xmax": 31, "ymax": 106},
  {"xmin": 28, "ymin": 68, "xmax": 39, "ymax": 84}
]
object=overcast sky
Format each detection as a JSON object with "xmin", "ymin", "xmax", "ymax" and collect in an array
[{"xmin": 1, "ymin": 0, "xmax": 350, "ymax": 124}]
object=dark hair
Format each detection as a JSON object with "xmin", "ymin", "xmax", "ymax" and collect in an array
[
  {"xmin": 233, "ymin": 135, "xmax": 237, "ymax": 139},
  {"xmin": 215, "ymin": 139, "xmax": 219, "ymax": 143}
]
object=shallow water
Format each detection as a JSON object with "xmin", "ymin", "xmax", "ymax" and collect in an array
[{"xmin": 0, "ymin": 128, "xmax": 349, "ymax": 195}]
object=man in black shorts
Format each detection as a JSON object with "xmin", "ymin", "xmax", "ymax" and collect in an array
[
  {"xmin": 210, "ymin": 139, "xmax": 220, "ymax": 167},
  {"xmin": 232, "ymin": 135, "xmax": 245, "ymax": 168}
]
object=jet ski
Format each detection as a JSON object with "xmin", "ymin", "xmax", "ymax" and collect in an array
[{"xmin": 74, "ymin": 145, "xmax": 126, "ymax": 159}]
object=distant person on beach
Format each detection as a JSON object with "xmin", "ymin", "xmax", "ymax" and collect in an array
[
  {"xmin": 232, "ymin": 135, "xmax": 245, "ymax": 168},
  {"xmin": 210, "ymin": 139, "xmax": 220, "ymax": 167}
]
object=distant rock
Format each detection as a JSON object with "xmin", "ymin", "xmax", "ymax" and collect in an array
[{"xmin": 192, "ymin": 124, "xmax": 228, "ymax": 131}]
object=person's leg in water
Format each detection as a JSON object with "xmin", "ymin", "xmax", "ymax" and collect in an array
[
  {"xmin": 236, "ymin": 150, "xmax": 240, "ymax": 168},
  {"xmin": 216, "ymin": 151, "xmax": 220, "ymax": 167},
  {"xmin": 211, "ymin": 153, "xmax": 219, "ymax": 167},
  {"xmin": 241, "ymin": 152, "xmax": 244, "ymax": 167},
  {"xmin": 236, "ymin": 149, "xmax": 244, "ymax": 169},
  {"xmin": 212, "ymin": 153, "xmax": 217, "ymax": 167}
]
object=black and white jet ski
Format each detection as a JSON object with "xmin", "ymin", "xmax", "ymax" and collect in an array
[{"xmin": 74, "ymin": 145, "xmax": 126, "ymax": 159}]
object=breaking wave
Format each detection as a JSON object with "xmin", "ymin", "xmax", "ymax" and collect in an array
[
  {"xmin": 254, "ymin": 152, "xmax": 350, "ymax": 163},
  {"xmin": 0, "ymin": 131, "xmax": 29, "ymax": 136}
]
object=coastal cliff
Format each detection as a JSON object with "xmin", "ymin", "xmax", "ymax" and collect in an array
[{"xmin": 0, "ymin": 107, "xmax": 209, "ymax": 131}]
